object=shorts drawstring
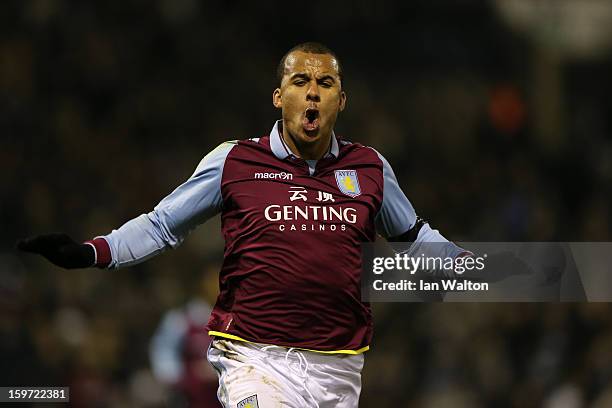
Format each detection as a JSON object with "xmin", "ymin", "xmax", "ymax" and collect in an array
[{"xmin": 261, "ymin": 345, "xmax": 320, "ymax": 408}]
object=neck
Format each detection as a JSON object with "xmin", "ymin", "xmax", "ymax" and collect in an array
[{"xmin": 281, "ymin": 125, "xmax": 332, "ymax": 160}]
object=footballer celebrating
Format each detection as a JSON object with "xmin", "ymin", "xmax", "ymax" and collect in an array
[{"xmin": 19, "ymin": 43, "xmax": 468, "ymax": 407}]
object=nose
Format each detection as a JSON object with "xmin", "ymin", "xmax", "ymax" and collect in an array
[{"xmin": 306, "ymin": 80, "xmax": 320, "ymax": 102}]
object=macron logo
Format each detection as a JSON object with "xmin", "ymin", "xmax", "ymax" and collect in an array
[{"xmin": 254, "ymin": 171, "xmax": 293, "ymax": 180}]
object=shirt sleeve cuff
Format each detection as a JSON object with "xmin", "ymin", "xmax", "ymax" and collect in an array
[{"xmin": 84, "ymin": 237, "xmax": 111, "ymax": 268}]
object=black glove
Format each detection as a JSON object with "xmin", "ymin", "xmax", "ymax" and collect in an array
[{"xmin": 17, "ymin": 233, "xmax": 95, "ymax": 269}]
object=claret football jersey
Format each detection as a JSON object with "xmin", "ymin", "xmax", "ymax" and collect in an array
[{"xmin": 90, "ymin": 120, "xmax": 464, "ymax": 353}]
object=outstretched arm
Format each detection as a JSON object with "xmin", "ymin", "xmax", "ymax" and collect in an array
[
  {"xmin": 373, "ymin": 151, "xmax": 467, "ymax": 267},
  {"xmin": 373, "ymin": 151, "xmax": 533, "ymax": 284},
  {"xmin": 18, "ymin": 141, "xmax": 236, "ymax": 269}
]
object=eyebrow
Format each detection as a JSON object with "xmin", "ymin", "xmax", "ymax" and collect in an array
[
  {"xmin": 290, "ymin": 73, "xmax": 336, "ymax": 83},
  {"xmin": 290, "ymin": 73, "xmax": 310, "ymax": 81},
  {"xmin": 317, "ymin": 75, "xmax": 336, "ymax": 83}
]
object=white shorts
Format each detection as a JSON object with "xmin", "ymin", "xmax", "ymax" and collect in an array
[{"xmin": 207, "ymin": 339, "xmax": 364, "ymax": 408}]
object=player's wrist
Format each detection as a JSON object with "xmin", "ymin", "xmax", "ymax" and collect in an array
[{"xmin": 83, "ymin": 237, "xmax": 111, "ymax": 268}]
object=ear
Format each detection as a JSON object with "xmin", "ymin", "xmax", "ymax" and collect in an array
[
  {"xmin": 272, "ymin": 88, "xmax": 282, "ymax": 109},
  {"xmin": 339, "ymin": 90, "xmax": 347, "ymax": 112}
]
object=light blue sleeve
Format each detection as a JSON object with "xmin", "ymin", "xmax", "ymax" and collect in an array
[
  {"xmin": 374, "ymin": 151, "xmax": 417, "ymax": 238},
  {"xmin": 103, "ymin": 141, "xmax": 236, "ymax": 269},
  {"xmin": 373, "ymin": 150, "xmax": 465, "ymax": 263}
]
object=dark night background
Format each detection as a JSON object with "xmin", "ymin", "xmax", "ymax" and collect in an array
[{"xmin": 2, "ymin": 0, "xmax": 612, "ymax": 406}]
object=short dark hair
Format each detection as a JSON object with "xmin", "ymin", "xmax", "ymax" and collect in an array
[{"xmin": 276, "ymin": 42, "xmax": 343, "ymax": 86}]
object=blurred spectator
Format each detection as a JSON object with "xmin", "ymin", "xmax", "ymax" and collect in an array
[{"xmin": 150, "ymin": 298, "xmax": 219, "ymax": 407}]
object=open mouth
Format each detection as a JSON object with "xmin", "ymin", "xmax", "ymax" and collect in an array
[{"xmin": 303, "ymin": 108, "xmax": 320, "ymax": 132}]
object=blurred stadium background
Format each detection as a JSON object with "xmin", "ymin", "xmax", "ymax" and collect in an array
[{"xmin": 2, "ymin": 0, "xmax": 612, "ymax": 406}]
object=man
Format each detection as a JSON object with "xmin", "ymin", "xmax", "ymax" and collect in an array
[
  {"xmin": 19, "ymin": 42, "xmax": 468, "ymax": 407},
  {"xmin": 150, "ymin": 297, "xmax": 220, "ymax": 407}
]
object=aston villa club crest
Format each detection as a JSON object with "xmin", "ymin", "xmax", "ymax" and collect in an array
[
  {"xmin": 237, "ymin": 395, "xmax": 259, "ymax": 408},
  {"xmin": 334, "ymin": 170, "xmax": 361, "ymax": 197}
]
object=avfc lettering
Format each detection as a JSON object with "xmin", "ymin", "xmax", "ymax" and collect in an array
[{"xmin": 334, "ymin": 170, "xmax": 361, "ymax": 197}]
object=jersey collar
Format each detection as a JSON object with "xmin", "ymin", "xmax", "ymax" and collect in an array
[{"xmin": 269, "ymin": 120, "xmax": 339, "ymax": 160}]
